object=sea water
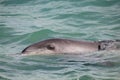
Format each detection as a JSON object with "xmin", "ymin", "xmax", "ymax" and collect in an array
[{"xmin": 0, "ymin": 0, "xmax": 120, "ymax": 80}]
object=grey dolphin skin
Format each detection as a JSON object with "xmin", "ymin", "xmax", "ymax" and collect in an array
[{"xmin": 21, "ymin": 38, "xmax": 120, "ymax": 55}]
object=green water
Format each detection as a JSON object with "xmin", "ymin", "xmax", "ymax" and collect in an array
[{"xmin": 0, "ymin": 0, "xmax": 120, "ymax": 80}]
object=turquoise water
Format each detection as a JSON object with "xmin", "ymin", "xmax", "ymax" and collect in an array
[{"xmin": 0, "ymin": 0, "xmax": 120, "ymax": 80}]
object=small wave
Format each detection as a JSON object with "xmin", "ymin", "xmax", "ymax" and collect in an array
[{"xmin": 0, "ymin": 76, "xmax": 11, "ymax": 80}]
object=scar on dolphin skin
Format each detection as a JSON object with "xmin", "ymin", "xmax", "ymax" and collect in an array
[{"xmin": 21, "ymin": 38, "xmax": 120, "ymax": 55}]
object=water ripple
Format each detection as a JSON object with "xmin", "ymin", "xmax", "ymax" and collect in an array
[{"xmin": 0, "ymin": 0, "xmax": 120, "ymax": 80}]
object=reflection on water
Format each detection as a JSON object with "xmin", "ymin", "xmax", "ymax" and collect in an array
[{"xmin": 0, "ymin": 51, "xmax": 120, "ymax": 80}]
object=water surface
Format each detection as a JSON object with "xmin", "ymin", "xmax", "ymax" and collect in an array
[{"xmin": 0, "ymin": 0, "xmax": 120, "ymax": 80}]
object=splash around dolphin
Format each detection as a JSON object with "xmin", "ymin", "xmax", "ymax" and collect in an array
[{"xmin": 21, "ymin": 38, "xmax": 120, "ymax": 55}]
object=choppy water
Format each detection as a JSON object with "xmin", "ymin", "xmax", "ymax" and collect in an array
[{"xmin": 0, "ymin": 0, "xmax": 120, "ymax": 80}]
